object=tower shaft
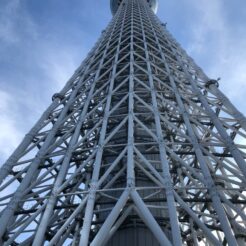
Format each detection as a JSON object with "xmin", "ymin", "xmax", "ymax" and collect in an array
[{"xmin": 0, "ymin": 0, "xmax": 246, "ymax": 245}]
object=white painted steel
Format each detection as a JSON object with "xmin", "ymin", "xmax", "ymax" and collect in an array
[{"xmin": 0, "ymin": 0, "xmax": 245, "ymax": 245}]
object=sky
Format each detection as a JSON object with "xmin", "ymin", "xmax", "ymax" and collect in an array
[{"xmin": 0, "ymin": 0, "xmax": 246, "ymax": 165}]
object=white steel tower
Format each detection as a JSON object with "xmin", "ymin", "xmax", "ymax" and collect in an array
[{"xmin": 0, "ymin": 0, "xmax": 246, "ymax": 245}]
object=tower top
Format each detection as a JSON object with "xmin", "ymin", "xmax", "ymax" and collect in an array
[{"xmin": 110, "ymin": 0, "xmax": 158, "ymax": 15}]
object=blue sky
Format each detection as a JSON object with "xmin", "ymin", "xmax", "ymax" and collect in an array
[{"xmin": 0, "ymin": 0, "xmax": 246, "ymax": 165}]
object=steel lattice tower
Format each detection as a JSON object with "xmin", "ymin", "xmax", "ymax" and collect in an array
[{"xmin": 0, "ymin": 0, "xmax": 246, "ymax": 245}]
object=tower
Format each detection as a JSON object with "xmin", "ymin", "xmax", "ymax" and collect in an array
[{"xmin": 0, "ymin": 0, "xmax": 246, "ymax": 245}]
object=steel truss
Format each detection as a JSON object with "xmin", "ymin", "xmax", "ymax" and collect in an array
[{"xmin": 0, "ymin": 0, "xmax": 246, "ymax": 245}]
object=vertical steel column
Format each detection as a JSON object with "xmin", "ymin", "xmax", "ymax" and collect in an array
[
  {"xmin": 79, "ymin": 4, "xmax": 127, "ymax": 245},
  {"xmin": 137, "ymin": 1, "xmax": 182, "ymax": 245},
  {"xmin": 32, "ymin": 67, "xmax": 99, "ymax": 245},
  {"xmin": 127, "ymin": 0, "xmax": 135, "ymax": 189},
  {"xmin": 144, "ymin": 7, "xmax": 238, "ymax": 245}
]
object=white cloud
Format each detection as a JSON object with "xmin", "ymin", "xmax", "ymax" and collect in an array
[
  {"xmin": 0, "ymin": 0, "xmax": 37, "ymax": 44},
  {"xmin": 187, "ymin": 0, "xmax": 226, "ymax": 54},
  {"xmin": 38, "ymin": 45, "xmax": 83, "ymax": 91},
  {"xmin": 0, "ymin": 90, "xmax": 23, "ymax": 162},
  {"xmin": 185, "ymin": 0, "xmax": 246, "ymax": 114}
]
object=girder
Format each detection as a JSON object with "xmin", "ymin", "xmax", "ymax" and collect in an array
[{"xmin": 0, "ymin": 0, "xmax": 246, "ymax": 245}]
